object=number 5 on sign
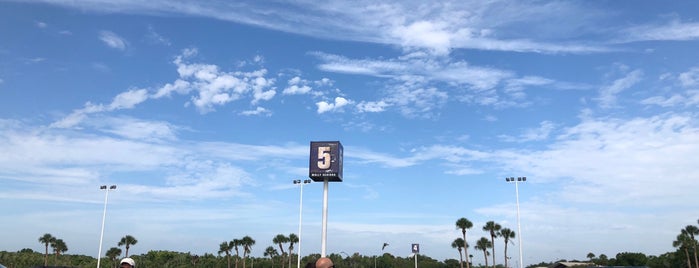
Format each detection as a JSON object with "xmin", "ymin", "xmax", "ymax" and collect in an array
[
  {"xmin": 317, "ymin": 146, "xmax": 331, "ymax": 169},
  {"xmin": 309, "ymin": 141, "xmax": 343, "ymax": 182}
]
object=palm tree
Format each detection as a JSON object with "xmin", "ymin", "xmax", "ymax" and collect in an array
[
  {"xmin": 586, "ymin": 252, "xmax": 595, "ymax": 261},
  {"xmin": 38, "ymin": 233, "xmax": 55, "ymax": 267},
  {"xmin": 273, "ymin": 234, "xmax": 289, "ymax": 268},
  {"xmin": 483, "ymin": 221, "xmax": 501, "ymax": 268},
  {"xmin": 264, "ymin": 246, "xmax": 279, "ymax": 267},
  {"xmin": 118, "ymin": 235, "xmax": 138, "ymax": 257},
  {"xmin": 674, "ymin": 232, "xmax": 693, "ymax": 268},
  {"xmin": 105, "ymin": 247, "xmax": 122, "ymax": 268},
  {"xmin": 288, "ymin": 233, "xmax": 298, "ymax": 268},
  {"xmin": 232, "ymin": 239, "xmax": 242, "ymax": 268},
  {"xmin": 219, "ymin": 241, "xmax": 234, "ymax": 268},
  {"xmin": 452, "ymin": 238, "xmax": 466, "ymax": 268},
  {"xmin": 475, "ymin": 237, "xmax": 492, "ymax": 268},
  {"xmin": 241, "ymin": 235, "xmax": 256, "ymax": 268},
  {"xmin": 684, "ymin": 225, "xmax": 699, "ymax": 268},
  {"xmin": 456, "ymin": 218, "xmax": 473, "ymax": 268},
  {"xmin": 50, "ymin": 238, "xmax": 67, "ymax": 265},
  {"xmin": 500, "ymin": 228, "xmax": 515, "ymax": 268}
]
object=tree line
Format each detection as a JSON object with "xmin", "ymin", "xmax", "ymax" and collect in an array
[{"xmin": 1, "ymin": 218, "xmax": 697, "ymax": 267}]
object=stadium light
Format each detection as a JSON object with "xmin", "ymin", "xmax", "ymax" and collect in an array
[
  {"xmin": 505, "ymin": 177, "xmax": 525, "ymax": 268},
  {"xmin": 97, "ymin": 185, "xmax": 116, "ymax": 268},
  {"xmin": 293, "ymin": 179, "xmax": 311, "ymax": 268}
]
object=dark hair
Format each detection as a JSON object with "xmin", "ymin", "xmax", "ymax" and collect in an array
[{"xmin": 304, "ymin": 262, "xmax": 316, "ymax": 268}]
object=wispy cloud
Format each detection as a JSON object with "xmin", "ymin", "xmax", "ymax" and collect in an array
[
  {"xmin": 145, "ymin": 25, "xmax": 171, "ymax": 46},
  {"xmin": 35, "ymin": 0, "xmax": 612, "ymax": 54},
  {"xmin": 617, "ymin": 19, "xmax": 699, "ymax": 43},
  {"xmin": 499, "ymin": 121, "xmax": 556, "ymax": 142},
  {"xmin": 51, "ymin": 88, "xmax": 149, "ymax": 128},
  {"xmin": 597, "ymin": 69, "xmax": 643, "ymax": 108},
  {"xmin": 641, "ymin": 67, "xmax": 699, "ymax": 108},
  {"xmin": 98, "ymin": 30, "xmax": 128, "ymax": 50}
]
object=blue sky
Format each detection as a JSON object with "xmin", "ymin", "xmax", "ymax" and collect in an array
[{"xmin": 2, "ymin": 0, "xmax": 699, "ymax": 266}]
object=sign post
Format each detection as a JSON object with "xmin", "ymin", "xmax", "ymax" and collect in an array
[
  {"xmin": 412, "ymin": 244, "xmax": 419, "ymax": 268},
  {"xmin": 309, "ymin": 141, "xmax": 343, "ymax": 257}
]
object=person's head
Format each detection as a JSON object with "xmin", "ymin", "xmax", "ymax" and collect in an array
[
  {"xmin": 315, "ymin": 257, "xmax": 334, "ymax": 268},
  {"xmin": 304, "ymin": 261, "xmax": 316, "ymax": 268},
  {"xmin": 120, "ymin": 257, "xmax": 135, "ymax": 268}
]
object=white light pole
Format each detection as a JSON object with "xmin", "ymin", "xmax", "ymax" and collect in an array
[
  {"xmin": 97, "ymin": 185, "xmax": 116, "ymax": 268},
  {"xmin": 294, "ymin": 179, "xmax": 311, "ymax": 268},
  {"xmin": 505, "ymin": 177, "xmax": 525, "ymax": 268},
  {"xmin": 321, "ymin": 178, "xmax": 329, "ymax": 257}
]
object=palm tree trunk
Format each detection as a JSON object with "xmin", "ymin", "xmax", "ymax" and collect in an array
[
  {"xmin": 693, "ymin": 245, "xmax": 698, "ymax": 268},
  {"xmin": 463, "ymin": 232, "xmax": 470, "ymax": 268},
  {"xmin": 491, "ymin": 236, "xmax": 496, "ymax": 268},
  {"xmin": 504, "ymin": 243, "xmax": 509, "ymax": 268},
  {"xmin": 483, "ymin": 249, "xmax": 489, "ymax": 267},
  {"xmin": 44, "ymin": 245, "xmax": 49, "ymax": 267},
  {"xmin": 459, "ymin": 249, "xmax": 464, "ymax": 268},
  {"xmin": 243, "ymin": 252, "xmax": 248, "ymax": 268},
  {"xmin": 685, "ymin": 248, "xmax": 692, "ymax": 268}
]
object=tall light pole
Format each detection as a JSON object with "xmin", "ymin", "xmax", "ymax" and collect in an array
[
  {"xmin": 294, "ymin": 179, "xmax": 311, "ymax": 268},
  {"xmin": 505, "ymin": 177, "xmax": 525, "ymax": 268},
  {"xmin": 97, "ymin": 185, "xmax": 116, "ymax": 268}
]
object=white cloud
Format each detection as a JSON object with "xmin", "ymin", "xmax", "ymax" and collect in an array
[
  {"xmin": 173, "ymin": 51, "xmax": 276, "ymax": 112},
  {"xmin": 283, "ymin": 76, "xmax": 312, "ymax": 95},
  {"xmin": 110, "ymin": 88, "xmax": 149, "ymax": 109},
  {"xmin": 98, "ymin": 30, "xmax": 128, "ymax": 50},
  {"xmin": 283, "ymin": 84, "xmax": 312, "ymax": 95},
  {"xmin": 35, "ymin": 21, "xmax": 47, "ymax": 28},
  {"xmin": 251, "ymin": 77, "xmax": 276, "ymax": 104},
  {"xmin": 391, "ymin": 20, "xmax": 452, "ymax": 55},
  {"xmin": 501, "ymin": 114, "xmax": 699, "ymax": 207},
  {"xmin": 357, "ymin": 100, "xmax": 390, "ymax": 113},
  {"xmin": 678, "ymin": 67, "xmax": 699, "ymax": 87},
  {"xmin": 153, "ymin": 79, "xmax": 191, "ymax": 98},
  {"xmin": 240, "ymin": 107, "xmax": 272, "ymax": 116},
  {"xmin": 316, "ymin": 96, "xmax": 352, "ymax": 114}
]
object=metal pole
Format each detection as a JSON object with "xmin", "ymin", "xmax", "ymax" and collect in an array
[
  {"xmin": 515, "ymin": 180, "xmax": 523, "ymax": 268},
  {"xmin": 321, "ymin": 178, "xmax": 329, "ymax": 257},
  {"xmin": 96, "ymin": 185, "xmax": 115, "ymax": 268},
  {"xmin": 296, "ymin": 180, "xmax": 308, "ymax": 268}
]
